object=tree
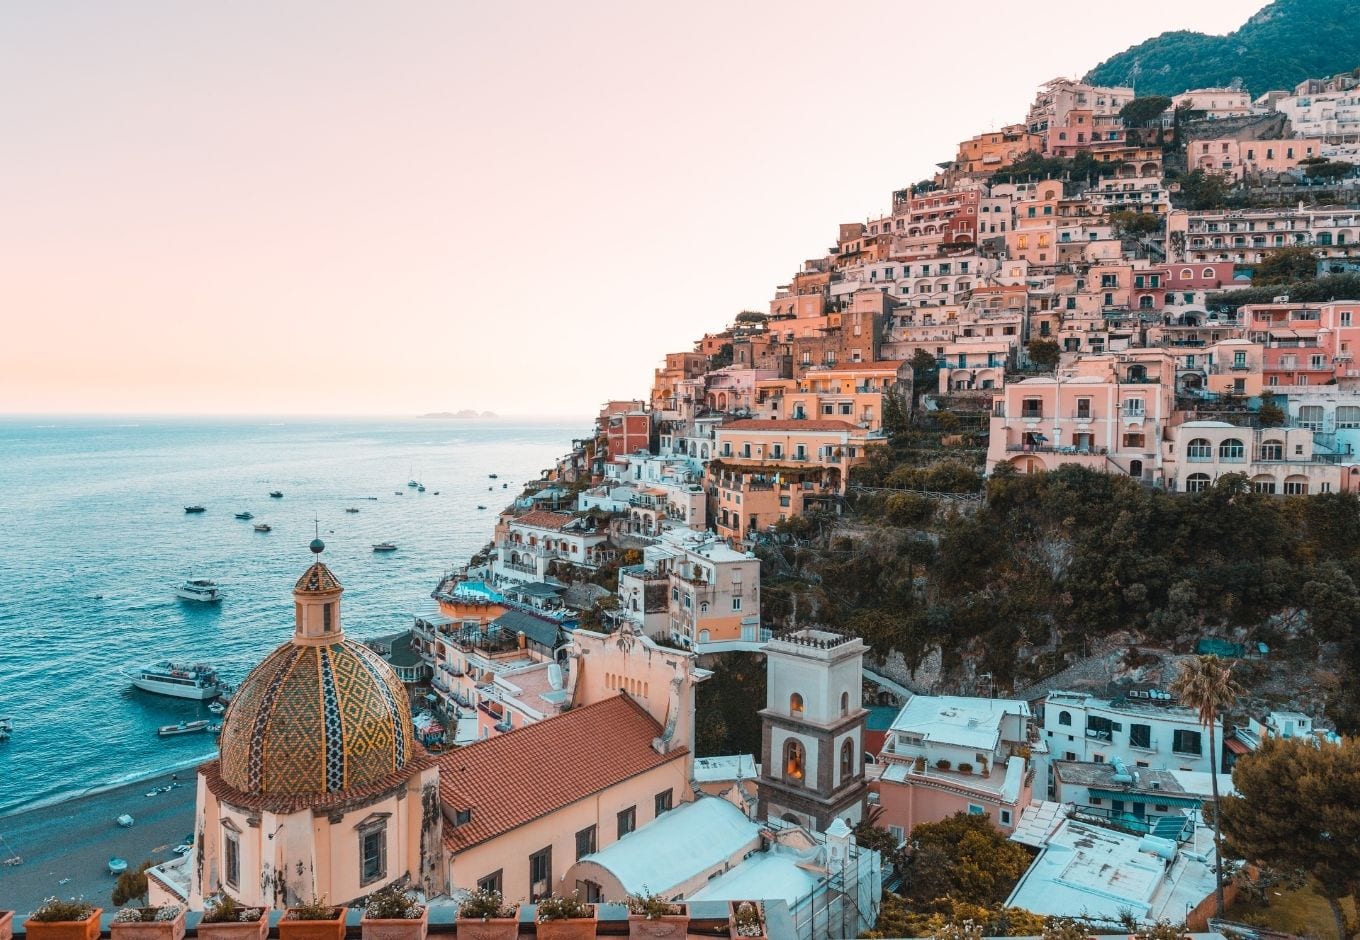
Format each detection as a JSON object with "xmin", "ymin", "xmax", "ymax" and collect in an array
[
  {"xmin": 1252, "ymin": 246, "xmax": 1320, "ymax": 286},
  {"xmin": 1111, "ymin": 210, "xmax": 1164, "ymax": 238},
  {"xmin": 1027, "ymin": 340, "xmax": 1061, "ymax": 370},
  {"xmin": 1219, "ymin": 736, "xmax": 1360, "ymax": 940},
  {"xmin": 1303, "ymin": 160, "xmax": 1356, "ymax": 181},
  {"xmin": 1119, "ymin": 95, "xmax": 1172, "ymax": 127},
  {"xmin": 112, "ymin": 860, "xmax": 154, "ymax": 906},
  {"xmin": 734, "ymin": 310, "xmax": 767, "ymax": 324},
  {"xmin": 910, "ymin": 349, "xmax": 940, "ymax": 402},
  {"xmin": 1173, "ymin": 169, "xmax": 1230, "ymax": 210},
  {"xmin": 1169, "ymin": 655, "xmax": 1242, "ymax": 917},
  {"xmin": 904, "ymin": 812, "xmax": 1033, "ymax": 906}
]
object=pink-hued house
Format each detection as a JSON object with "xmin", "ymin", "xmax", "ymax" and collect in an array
[
  {"xmin": 1243, "ymin": 301, "xmax": 1360, "ymax": 387},
  {"xmin": 869, "ymin": 694, "xmax": 1039, "ymax": 840}
]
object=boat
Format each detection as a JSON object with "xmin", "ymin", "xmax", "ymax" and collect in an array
[
  {"xmin": 184, "ymin": 505, "xmax": 206, "ymax": 514},
  {"xmin": 176, "ymin": 578, "xmax": 223, "ymax": 603},
  {"xmin": 0, "ymin": 718, "xmax": 12, "ymax": 742},
  {"xmin": 128, "ymin": 661, "xmax": 226, "ymax": 700},
  {"xmin": 269, "ymin": 490, "xmax": 283, "ymax": 498},
  {"xmin": 372, "ymin": 542, "xmax": 398, "ymax": 552},
  {"xmin": 489, "ymin": 473, "xmax": 498, "ymax": 479},
  {"xmin": 157, "ymin": 720, "xmax": 210, "ymax": 737},
  {"xmin": 417, "ymin": 484, "xmax": 426, "ymax": 492},
  {"xmin": 207, "ymin": 723, "xmax": 223, "ymax": 735},
  {"xmin": 345, "ymin": 507, "xmax": 360, "ymax": 513},
  {"xmin": 394, "ymin": 491, "xmax": 404, "ymax": 496},
  {"xmin": 407, "ymin": 479, "xmax": 419, "ymax": 488},
  {"xmin": 502, "ymin": 483, "xmax": 507, "ymax": 488},
  {"xmin": 254, "ymin": 523, "xmax": 272, "ymax": 532},
  {"xmin": 234, "ymin": 511, "xmax": 253, "ymax": 520},
  {"xmin": 208, "ymin": 701, "xmax": 225, "ymax": 715},
  {"xmin": 432, "ymin": 491, "xmax": 440, "ymax": 495},
  {"xmin": 477, "ymin": 505, "xmax": 486, "ymax": 510}
]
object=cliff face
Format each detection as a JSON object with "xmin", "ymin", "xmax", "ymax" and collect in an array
[{"xmin": 1085, "ymin": 0, "xmax": 1360, "ymax": 97}]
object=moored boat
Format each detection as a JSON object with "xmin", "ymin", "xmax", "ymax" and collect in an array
[
  {"xmin": 489, "ymin": 473, "xmax": 498, "ymax": 479},
  {"xmin": 208, "ymin": 701, "xmax": 225, "ymax": 715},
  {"xmin": 0, "ymin": 718, "xmax": 12, "ymax": 742},
  {"xmin": 234, "ymin": 511, "xmax": 253, "ymax": 520},
  {"xmin": 372, "ymin": 542, "xmax": 398, "ymax": 552},
  {"xmin": 345, "ymin": 507, "xmax": 360, "ymax": 513},
  {"xmin": 157, "ymin": 720, "xmax": 210, "ymax": 737},
  {"xmin": 184, "ymin": 505, "xmax": 206, "ymax": 514},
  {"xmin": 254, "ymin": 523, "xmax": 272, "ymax": 532},
  {"xmin": 128, "ymin": 661, "xmax": 226, "ymax": 700},
  {"xmin": 269, "ymin": 490, "xmax": 283, "ymax": 498},
  {"xmin": 176, "ymin": 578, "xmax": 222, "ymax": 602}
]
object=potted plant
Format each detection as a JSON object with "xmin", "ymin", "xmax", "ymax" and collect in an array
[
  {"xmin": 360, "ymin": 886, "xmax": 427, "ymax": 940},
  {"xmin": 935, "ymin": 759, "xmax": 951, "ymax": 771},
  {"xmin": 111, "ymin": 905, "xmax": 186, "ymax": 940},
  {"xmin": 912, "ymin": 756, "xmax": 926, "ymax": 773},
  {"xmin": 958, "ymin": 762, "xmax": 974, "ymax": 774},
  {"xmin": 729, "ymin": 901, "xmax": 765, "ymax": 940},
  {"xmin": 280, "ymin": 898, "xmax": 348, "ymax": 940},
  {"xmin": 197, "ymin": 896, "xmax": 267, "ymax": 940},
  {"xmin": 24, "ymin": 899, "xmax": 101, "ymax": 940},
  {"xmin": 532, "ymin": 893, "xmax": 595, "ymax": 940},
  {"xmin": 455, "ymin": 889, "xmax": 517, "ymax": 940},
  {"xmin": 625, "ymin": 890, "xmax": 688, "ymax": 939}
]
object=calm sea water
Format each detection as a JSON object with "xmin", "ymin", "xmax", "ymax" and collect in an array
[{"xmin": 0, "ymin": 416, "xmax": 581, "ymax": 814}]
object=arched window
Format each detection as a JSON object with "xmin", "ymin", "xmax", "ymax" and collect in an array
[
  {"xmin": 1180, "ymin": 268, "xmax": 1193, "ymax": 279},
  {"xmin": 1284, "ymin": 475, "xmax": 1309, "ymax": 495},
  {"xmin": 1251, "ymin": 474, "xmax": 1276, "ymax": 494},
  {"xmin": 1187, "ymin": 438, "xmax": 1212, "ymax": 460},
  {"xmin": 1219, "ymin": 438, "xmax": 1245, "ymax": 461},
  {"xmin": 840, "ymin": 691, "xmax": 849, "ymax": 716},
  {"xmin": 1186, "ymin": 472, "xmax": 1212, "ymax": 493},
  {"xmin": 789, "ymin": 693, "xmax": 804, "ymax": 718},
  {"xmin": 1202, "ymin": 267, "xmax": 1216, "ymax": 278},
  {"xmin": 1058, "ymin": 710, "xmax": 1072, "ymax": 726},
  {"xmin": 1260, "ymin": 439, "xmax": 1284, "ymax": 460},
  {"xmin": 840, "ymin": 739, "xmax": 855, "ymax": 780},
  {"xmin": 784, "ymin": 739, "xmax": 805, "ymax": 781}
]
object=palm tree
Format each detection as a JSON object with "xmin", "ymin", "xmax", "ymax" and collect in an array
[{"xmin": 1169, "ymin": 654, "xmax": 1242, "ymax": 916}]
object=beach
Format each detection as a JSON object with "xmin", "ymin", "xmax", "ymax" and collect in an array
[{"xmin": 0, "ymin": 770, "xmax": 195, "ymax": 914}]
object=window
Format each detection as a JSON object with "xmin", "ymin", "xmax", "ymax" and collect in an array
[
  {"xmin": 1129, "ymin": 723, "xmax": 1151, "ymax": 749},
  {"xmin": 529, "ymin": 847, "xmax": 552, "ymax": 901},
  {"xmin": 1298, "ymin": 405, "xmax": 1324, "ymax": 431},
  {"xmin": 789, "ymin": 692, "xmax": 804, "ymax": 718},
  {"xmin": 360, "ymin": 819, "xmax": 387, "ymax": 886},
  {"xmin": 1337, "ymin": 406, "xmax": 1360, "ymax": 429},
  {"xmin": 655, "ymin": 789, "xmax": 673, "ymax": 816},
  {"xmin": 840, "ymin": 691, "xmax": 849, "ymax": 716},
  {"xmin": 575, "ymin": 825, "xmax": 597, "ymax": 860},
  {"xmin": 1058, "ymin": 710, "xmax": 1072, "ymax": 726},
  {"xmin": 1219, "ymin": 438, "xmax": 1245, "ymax": 461},
  {"xmin": 1172, "ymin": 729, "xmax": 1203, "ymax": 755},
  {"xmin": 477, "ymin": 870, "xmax": 503, "ymax": 896},
  {"xmin": 1252, "ymin": 476, "xmax": 1277, "ymax": 494},
  {"xmin": 1000, "ymin": 809, "xmax": 1012, "ymax": 826},
  {"xmin": 1260, "ymin": 440, "xmax": 1283, "ymax": 460},
  {"xmin": 967, "ymin": 804, "xmax": 985, "ymax": 815},
  {"xmin": 223, "ymin": 826, "xmax": 240, "ymax": 889},
  {"xmin": 1187, "ymin": 438, "xmax": 1212, "ymax": 461},
  {"xmin": 323, "ymin": 602, "xmax": 333, "ymax": 632},
  {"xmin": 1284, "ymin": 477, "xmax": 1310, "ymax": 495},
  {"xmin": 1021, "ymin": 398, "xmax": 1043, "ymax": 419},
  {"xmin": 1186, "ymin": 473, "xmax": 1211, "ymax": 493},
  {"xmin": 1124, "ymin": 399, "xmax": 1145, "ymax": 417},
  {"xmin": 888, "ymin": 825, "xmax": 905, "ymax": 844},
  {"xmin": 784, "ymin": 739, "xmax": 805, "ymax": 781},
  {"xmin": 617, "ymin": 806, "xmax": 636, "ymax": 839},
  {"xmin": 841, "ymin": 739, "xmax": 855, "ymax": 780}
]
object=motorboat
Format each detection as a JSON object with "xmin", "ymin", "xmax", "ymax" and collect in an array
[
  {"xmin": 208, "ymin": 701, "xmax": 225, "ymax": 715},
  {"xmin": 254, "ymin": 523, "xmax": 272, "ymax": 532},
  {"xmin": 234, "ymin": 511, "xmax": 253, "ymax": 520},
  {"xmin": 0, "ymin": 718, "xmax": 12, "ymax": 742},
  {"xmin": 269, "ymin": 490, "xmax": 283, "ymax": 498},
  {"xmin": 128, "ymin": 661, "xmax": 226, "ymax": 700},
  {"xmin": 477, "ymin": 505, "xmax": 486, "ymax": 510},
  {"xmin": 184, "ymin": 505, "xmax": 206, "ymax": 514},
  {"xmin": 407, "ymin": 479, "xmax": 419, "ymax": 488},
  {"xmin": 372, "ymin": 542, "xmax": 398, "ymax": 552},
  {"xmin": 417, "ymin": 484, "xmax": 426, "ymax": 492},
  {"xmin": 345, "ymin": 507, "xmax": 360, "ymax": 513},
  {"xmin": 489, "ymin": 474, "xmax": 498, "ymax": 479},
  {"xmin": 394, "ymin": 491, "xmax": 404, "ymax": 496},
  {"xmin": 176, "ymin": 578, "xmax": 222, "ymax": 603},
  {"xmin": 157, "ymin": 720, "xmax": 210, "ymax": 737}
]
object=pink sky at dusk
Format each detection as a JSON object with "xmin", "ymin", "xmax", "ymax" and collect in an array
[{"xmin": 1, "ymin": 1, "xmax": 1262, "ymax": 416}]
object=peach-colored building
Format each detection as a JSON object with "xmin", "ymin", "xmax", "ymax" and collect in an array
[
  {"xmin": 1244, "ymin": 301, "xmax": 1360, "ymax": 387},
  {"xmin": 1167, "ymin": 206, "xmax": 1360, "ymax": 265},
  {"xmin": 870, "ymin": 694, "xmax": 1038, "ymax": 840},
  {"xmin": 952, "ymin": 125, "xmax": 1043, "ymax": 175},
  {"xmin": 493, "ymin": 510, "xmax": 613, "ymax": 585},
  {"xmin": 1025, "ymin": 78, "xmax": 1133, "ymax": 153},
  {"xmin": 937, "ymin": 340, "xmax": 1013, "ymax": 393},
  {"xmin": 1189, "ymin": 136, "xmax": 1325, "ymax": 180},
  {"xmin": 1173, "ymin": 88, "xmax": 1255, "ymax": 120},
  {"xmin": 1166, "ymin": 420, "xmax": 1354, "ymax": 495}
]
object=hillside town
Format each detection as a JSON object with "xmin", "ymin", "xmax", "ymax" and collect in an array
[{"xmin": 12, "ymin": 64, "xmax": 1360, "ymax": 940}]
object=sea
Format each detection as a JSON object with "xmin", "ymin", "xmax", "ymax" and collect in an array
[{"xmin": 0, "ymin": 415, "xmax": 583, "ymax": 815}]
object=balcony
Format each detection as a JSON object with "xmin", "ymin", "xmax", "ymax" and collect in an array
[{"xmin": 1020, "ymin": 409, "xmax": 1044, "ymax": 420}]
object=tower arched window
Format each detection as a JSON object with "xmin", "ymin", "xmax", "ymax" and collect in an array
[
  {"xmin": 840, "ymin": 691, "xmax": 849, "ymax": 716},
  {"xmin": 1058, "ymin": 710, "xmax": 1072, "ymax": 726},
  {"xmin": 789, "ymin": 693, "xmax": 804, "ymax": 718},
  {"xmin": 840, "ymin": 739, "xmax": 855, "ymax": 780},
  {"xmin": 784, "ymin": 739, "xmax": 805, "ymax": 782}
]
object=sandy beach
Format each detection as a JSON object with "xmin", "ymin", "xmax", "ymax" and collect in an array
[{"xmin": 0, "ymin": 770, "xmax": 196, "ymax": 915}]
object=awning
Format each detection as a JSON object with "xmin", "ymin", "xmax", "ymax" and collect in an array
[
  {"xmin": 1087, "ymin": 788, "xmax": 1202, "ymax": 808},
  {"xmin": 1225, "ymin": 737, "xmax": 1251, "ymax": 755}
]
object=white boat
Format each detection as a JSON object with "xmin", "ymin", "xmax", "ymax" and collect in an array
[
  {"xmin": 176, "ymin": 578, "xmax": 222, "ymax": 602},
  {"xmin": 234, "ymin": 511, "xmax": 253, "ymax": 520},
  {"xmin": 254, "ymin": 523, "xmax": 271, "ymax": 533},
  {"xmin": 157, "ymin": 720, "xmax": 210, "ymax": 737},
  {"xmin": 407, "ymin": 479, "xmax": 419, "ymax": 488},
  {"xmin": 208, "ymin": 701, "xmax": 225, "ymax": 715},
  {"xmin": 128, "ymin": 662, "xmax": 226, "ymax": 700},
  {"xmin": 373, "ymin": 542, "xmax": 398, "ymax": 552}
]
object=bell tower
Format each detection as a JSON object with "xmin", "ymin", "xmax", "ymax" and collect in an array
[{"xmin": 756, "ymin": 628, "xmax": 868, "ymax": 831}]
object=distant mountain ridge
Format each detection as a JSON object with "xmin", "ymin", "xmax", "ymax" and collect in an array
[{"xmin": 1085, "ymin": 0, "xmax": 1360, "ymax": 97}]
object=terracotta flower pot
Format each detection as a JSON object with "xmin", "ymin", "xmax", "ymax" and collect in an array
[
  {"xmin": 728, "ymin": 901, "xmax": 766, "ymax": 940},
  {"xmin": 279, "ymin": 907, "xmax": 348, "ymax": 940},
  {"xmin": 360, "ymin": 908, "xmax": 427, "ymax": 940},
  {"xmin": 24, "ymin": 909, "xmax": 103, "ymax": 940},
  {"xmin": 533, "ymin": 905, "xmax": 596, "ymax": 940},
  {"xmin": 111, "ymin": 909, "xmax": 186, "ymax": 940},
  {"xmin": 196, "ymin": 910, "xmax": 268, "ymax": 940},
  {"xmin": 0, "ymin": 911, "xmax": 14, "ymax": 940},
  {"xmin": 628, "ymin": 909, "xmax": 690, "ymax": 938},
  {"xmin": 454, "ymin": 917, "xmax": 518, "ymax": 940}
]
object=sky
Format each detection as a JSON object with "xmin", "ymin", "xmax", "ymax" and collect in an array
[{"xmin": 0, "ymin": 1, "xmax": 1264, "ymax": 416}]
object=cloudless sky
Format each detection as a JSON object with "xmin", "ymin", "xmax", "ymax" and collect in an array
[{"xmin": 0, "ymin": 1, "xmax": 1263, "ymax": 416}]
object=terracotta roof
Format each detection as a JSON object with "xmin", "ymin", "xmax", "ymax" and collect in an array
[
  {"xmin": 294, "ymin": 561, "xmax": 342, "ymax": 593},
  {"xmin": 511, "ymin": 510, "xmax": 576, "ymax": 530},
  {"xmin": 720, "ymin": 419, "xmax": 858, "ymax": 432},
  {"xmin": 439, "ymin": 695, "xmax": 687, "ymax": 852}
]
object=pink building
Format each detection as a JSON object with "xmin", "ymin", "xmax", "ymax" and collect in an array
[{"xmin": 1245, "ymin": 301, "xmax": 1360, "ymax": 386}]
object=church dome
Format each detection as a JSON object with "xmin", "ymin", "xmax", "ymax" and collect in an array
[{"xmin": 216, "ymin": 558, "xmax": 416, "ymax": 799}]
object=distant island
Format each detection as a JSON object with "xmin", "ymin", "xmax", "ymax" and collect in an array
[{"xmin": 419, "ymin": 410, "xmax": 498, "ymax": 419}]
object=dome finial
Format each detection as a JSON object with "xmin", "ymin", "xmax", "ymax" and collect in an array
[{"xmin": 309, "ymin": 518, "xmax": 325, "ymax": 555}]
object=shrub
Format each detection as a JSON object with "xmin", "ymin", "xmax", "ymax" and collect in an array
[
  {"xmin": 732, "ymin": 901, "xmax": 765, "ymax": 937},
  {"xmin": 201, "ymin": 895, "xmax": 263, "ymax": 925},
  {"xmin": 31, "ymin": 899, "xmax": 97, "ymax": 922},
  {"xmin": 112, "ymin": 909, "xmax": 144, "ymax": 924},
  {"xmin": 363, "ymin": 885, "xmax": 422, "ymax": 920},
  {"xmin": 935, "ymin": 759, "xmax": 951, "ymax": 770},
  {"xmin": 456, "ymin": 889, "xmax": 515, "ymax": 921},
  {"xmin": 286, "ymin": 897, "xmax": 340, "ymax": 921},
  {"xmin": 535, "ymin": 893, "xmax": 592, "ymax": 921},
  {"xmin": 958, "ymin": 762, "xmax": 974, "ymax": 774},
  {"xmin": 625, "ymin": 890, "xmax": 683, "ymax": 919},
  {"xmin": 113, "ymin": 906, "xmax": 182, "ymax": 924},
  {"xmin": 154, "ymin": 906, "xmax": 183, "ymax": 922}
]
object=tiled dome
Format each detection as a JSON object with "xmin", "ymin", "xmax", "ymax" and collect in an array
[{"xmin": 218, "ymin": 638, "xmax": 415, "ymax": 798}]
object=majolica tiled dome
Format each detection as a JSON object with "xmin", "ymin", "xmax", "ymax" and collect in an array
[{"xmin": 217, "ymin": 561, "xmax": 415, "ymax": 798}]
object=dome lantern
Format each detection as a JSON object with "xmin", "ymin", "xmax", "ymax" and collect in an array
[{"xmin": 293, "ymin": 541, "xmax": 344, "ymax": 644}]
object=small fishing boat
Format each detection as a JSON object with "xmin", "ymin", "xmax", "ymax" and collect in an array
[
  {"xmin": 489, "ymin": 473, "xmax": 498, "ymax": 479},
  {"xmin": 432, "ymin": 491, "xmax": 440, "ymax": 495},
  {"xmin": 502, "ymin": 483, "xmax": 507, "ymax": 488},
  {"xmin": 254, "ymin": 523, "xmax": 272, "ymax": 532},
  {"xmin": 184, "ymin": 505, "xmax": 206, "ymax": 514},
  {"xmin": 417, "ymin": 484, "xmax": 426, "ymax": 492},
  {"xmin": 394, "ymin": 490, "xmax": 404, "ymax": 496},
  {"xmin": 157, "ymin": 720, "xmax": 210, "ymax": 737},
  {"xmin": 176, "ymin": 578, "xmax": 223, "ymax": 603},
  {"xmin": 407, "ymin": 479, "xmax": 419, "ymax": 488},
  {"xmin": 108, "ymin": 857, "xmax": 129, "ymax": 875},
  {"xmin": 234, "ymin": 511, "xmax": 253, "ymax": 520},
  {"xmin": 372, "ymin": 542, "xmax": 398, "ymax": 553},
  {"xmin": 208, "ymin": 701, "xmax": 225, "ymax": 715},
  {"xmin": 269, "ymin": 490, "xmax": 283, "ymax": 498},
  {"xmin": 477, "ymin": 505, "xmax": 486, "ymax": 510},
  {"xmin": 345, "ymin": 507, "xmax": 360, "ymax": 513}
]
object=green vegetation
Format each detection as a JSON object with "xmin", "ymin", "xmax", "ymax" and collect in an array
[
  {"xmin": 1303, "ymin": 160, "xmax": 1357, "ymax": 181},
  {"xmin": 988, "ymin": 151, "xmax": 1121, "ymax": 185},
  {"xmin": 1167, "ymin": 169, "xmax": 1231, "ymax": 210},
  {"xmin": 1026, "ymin": 340, "xmax": 1060, "ymax": 370},
  {"xmin": 1209, "ymin": 273, "xmax": 1360, "ymax": 314},
  {"xmin": 1118, "ymin": 95, "xmax": 1172, "ymax": 127},
  {"xmin": 1252, "ymin": 246, "xmax": 1322, "ymax": 285},
  {"xmin": 902, "ymin": 812, "xmax": 1033, "ymax": 907},
  {"xmin": 111, "ymin": 860, "xmax": 154, "ymax": 907},
  {"xmin": 1110, "ymin": 210, "xmax": 1164, "ymax": 238},
  {"xmin": 1086, "ymin": 0, "xmax": 1360, "ymax": 98},
  {"xmin": 1220, "ymin": 736, "xmax": 1360, "ymax": 939},
  {"xmin": 694, "ymin": 652, "xmax": 766, "ymax": 756}
]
